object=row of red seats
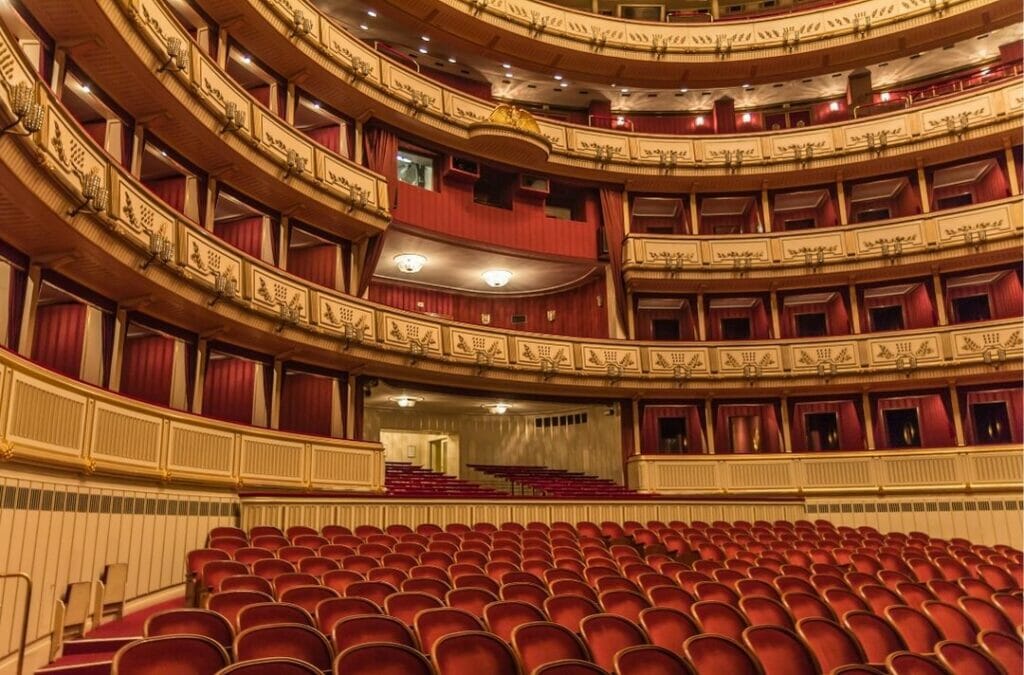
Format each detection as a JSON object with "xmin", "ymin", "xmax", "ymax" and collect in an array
[
  {"xmin": 385, "ymin": 462, "xmax": 505, "ymax": 498},
  {"xmin": 467, "ymin": 464, "xmax": 644, "ymax": 499}
]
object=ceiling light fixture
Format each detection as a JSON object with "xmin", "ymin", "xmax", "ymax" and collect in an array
[
  {"xmin": 502, "ymin": 63, "xmax": 512, "ymax": 69},
  {"xmin": 741, "ymin": 113, "xmax": 751, "ymax": 123},
  {"xmin": 241, "ymin": 55, "xmax": 252, "ymax": 64},
  {"xmin": 481, "ymin": 269, "xmax": 512, "ymax": 288},
  {"xmin": 394, "ymin": 253, "xmax": 427, "ymax": 274},
  {"xmin": 448, "ymin": 56, "xmax": 457, "ymax": 63},
  {"xmin": 553, "ymin": 74, "xmax": 563, "ymax": 80},
  {"xmin": 418, "ymin": 47, "xmax": 428, "ymax": 54},
  {"xmin": 880, "ymin": 92, "xmax": 891, "ymax": 101},
  {"xmin": 488, "ymin": 403, "xmax": 510, "ymax": 415},
  {"xmin": 390, "ymin": 395, "xmax": 422, "ymax": 408},
  {"xmin": 359, "ymin": 23, "xmax": 368, "ymax": 30},
  {"xmin": 680, "ymin": 88, "xmax": 688, "ymax": 93},
  {"xmin": 81, "ymin": 83, "xmax": 92, "ymax": 93},
  {"xmin": 367, "ymin": 9, "xmax": 377, "ymax": 17},
  {"xmin": 829, "ymin": 101, "xmax": 840, "ymax": 112},
  {"xmin": 505, "ymin": 72, "xmax": 513, "ymax": 78},
  {"xmin": 695, "ymin": 115, "xmax": 705, "ymax": 126},
  {"xmin": 421, "ymin": 35, "xmax": 430, "ymax": 41}
]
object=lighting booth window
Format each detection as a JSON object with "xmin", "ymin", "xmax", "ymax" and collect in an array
[{"xmin": 397, "ymin": 149, "xmax": 435, "ymax": 191}]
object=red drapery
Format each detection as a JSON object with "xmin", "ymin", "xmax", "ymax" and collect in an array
[
  {"xmin": 946, "ymin": 271, "xmax": 1022, "ymax": 320},
  {"xmin": 288, "ymin": 245, "xmax": 338, "ymax": 289},
  {"xmin": 215, "ymin": 217, "xmax": 268, "ymax": 261},
  {"xmin": 32, "ymin": 303, "xmax": 86, "ymax": 378},
  {"xmin": 620, "ymin": 401, "xmax": 635, "ymax": 465},
  {"xmin": 202, "ymin": 356, "xmax": 257, "ymax": 425},
  {"xmin": 81, "ymin": 121, "xmax": 106, "ymax": 148},
  {"xmin": 145, "ymin": 176, "xmax": 187, "ymax": 215},
  {"xmin": 367, "ymin": 278, "xmax": 608, "ymax": 338},
  {"xmin": 304, "ymin": 126, "xmax": 340, "ymax": 155},
  {"xmin": 599, "ymin": 187, "xmax": 627, "ymax": 329},
  {"xmin": 359, "ymin": 127, "xmax": 399, "ymax": 295},
  {"xmin": 963, "ymin": 388, "xmax": 1023, "ymax": 445},
  {"xmin": 641, "ymin": 405, "xmax": 705, "ymax": 454},
  {"xmin": 861, "ymin": 283, "xmax": 935, "ymax": 331},
  {"xmin": 782, "ymin": 294, "xmax": 850, "ymax": 337},
  {"xmin": 790, "ymin": 400, "xmax": 864, "ymax": 451},
  {"xmin": 707, "ymin": 299, "xmax": 771, "ymax": 340},
  {"xmin": 247, "ymin": 85, "xmax": 271, "ymax": 108},
  {"xmin": 7, "ymin": 264, "xmax": 26, "ymax": 350},
  {"xmin": 700, "ymin": 198, "xmax": 760, "ymax": 235},
  {"xmin": 635, "ymin": 301, "xmax": 697, "ymax": 341},
  {"xmin": 772, "ymin": 190, "xmax": 838, "ymax": 229},
  {"xmin": 931, "ymin": 159, "xmax": 1009, "ymax": 208},
  {"xmin": 280, "ymin": 372, "xmax": 336, "ymax": 437},
  {"xmin": 874, "ymin": 394, "xmax": 956, "ymax": 449},
  {"xmin": 849, "ymin": 177, "xmax": 921, "ymax": 221},
  {"xmin": 120, "ymin": 335, "xmax": 175, "ymax": 406},
  {"xmin": 714, "ymin": 403, "xmax": 782, "ymax": 454}
]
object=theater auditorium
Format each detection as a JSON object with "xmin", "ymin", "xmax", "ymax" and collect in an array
[{"xmin": 0, "ymin": 0, "xmax": 1020, "ymax": 672}]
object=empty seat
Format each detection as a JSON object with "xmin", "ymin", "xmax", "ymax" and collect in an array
[
  {"xmin": 221, "ymin": 576, "xmax": 274, "ymax": 596},
  {"xmin": 639, "ymin": 607, "xmax": 699, "ymax": 657},
  {"xmin": 483, "ymin": 600, "xmax": 546, "ymax": 642},
  {"xmin": 216, "ymin": 658, "xmax": 322, "ymax": 674},
  {"xmin": 742, "ymin": 625, "xmax": 820, "ymax": 675},
  {"xmin": 332, "ymin": 642, "xmax": 433, "ymax": 675},
  {"xmin": 692, "ymin": 600, "xmax": 749, "ymax": 641},
  {"xmin": 401, "ymin": 577, "xmax": 451, "ymax": 599},
  {"xmin": 113, "ymin": 635, "xmax": 229, "ymax": 675},
  {"xmin": 500, "ymin": 582, "xmax": 550, "ymax": 606},
  {"xmin": 783, "ymin": 592, "xmax": 835, "ymax": 621},
  {"xmin": 935, "ymin": 640, "xmax": 1005, "ymax": 675},
  {"xmin": 885, "ymin": 605, "xmax": 943, "ymax": 653},
  {"xmin": 205, "ymin": 591, "xmax": 274, "ymax": 631},
  {"xmin": 252, "ymin": 559, "xmax": 295, "ymax": 581},
  {"xmin": 544, "ymin": 595, "xmax": 601, "ymax": 633},
  {"xmin": 599, "ymin": 589, "xmax": 652, "ymax": 622},
  {"xmin": 280, "ymin": 586, "xmax": 340, "ymax": 615},
  {"xmin": 511, "ymin": 621, "xmax": 591, "ymax": 673},
  {"xmin": 647, "ymin": 586, "xmax": 695, "ymax": 613},
  {"xmin": 332, "ymin": 614, "xmax": 417, "ymax": 653},
  {"xmin": 414, "ymin": 607, "xmax": 484, "ymax": 653},
  {"xmin": 921, "ymin": 600, "xmax": 979, "ymax": 643},
  {"xmin": 203, "ymin": 561, "xmax": 249, "ymax": 594},
  {"xmin": 383, "ymin": 591, "xmax": 443, "ymax": 626},
  {"xmin": 795, "ymin": 617, "xmax": 867, "ymax": 673},
  {"xmin": 345, "ymin": 581, "xmax": 397, "ymax": 606},
  {"xmin": 739, "ymin": 596, "xmax": 794, "ymax": 629},
  {"xmin": 683, "ymin": 634, "xmax": 763, "ymax": 675},
  {"xmin": 885, "ymin": 652, "xmax": 950, "ymax": 675},
  {"xmin": 144, "ymin": 609, "xmax": 234, "ymax": 648},
  {"xmin": 234, "ymin": 624, "xmax": 332, "ymax": 672},
  {"xmin": 579, "ymin": 613, "xmax": 648, "ymax": 671},
  {"xmin": 237, "ymin": 602, "xmax": 315, "ymax": 632},
  {"xmin": 842, "ymin": 610, "xmax": 907, "ymax": 664},
  {"xmin": 977, "ymin": 630, "xmax": 1023, "ymax": 673},
  {"xmin": 958, "ymin": 596, "xmax": 1018, "ymax": 634},
  {"xmin": 615, "ymin": 644, "xmax": 696, "ymax": 675},
  {"xmin": 315, "ymin": 597, "xmax": 382, "ymax": 634},
  {"xmin": 531, "ymin": 660, "xmax": 607, "ymax": 675},
  {"xmin": 446, "ymin": 587, "xmax": 498, "ymax": 618},
  {"xmin": 432, "ymin": 630, "xmax": 519, "ymax": 675}
]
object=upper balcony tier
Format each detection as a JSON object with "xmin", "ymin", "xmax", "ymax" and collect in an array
[
  {"xmin": 355, "ymin": 0, "xmax": 1021, "ymax": 88},
  {"xmin": 141, "ymin": 0, "xmax": 1024, "ymax": 188}
]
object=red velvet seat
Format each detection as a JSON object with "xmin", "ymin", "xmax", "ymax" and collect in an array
[
  {"xmin": 344, "ymin": 580, "xmax": 397, "ymax": 606},
  {"xmin": 321, "ymin": 570, "xmax": 364, "ymax": 595},
  {"xmin": 332, "ymin": 614, "xmax": 417, "ymax": 652},
  {"xmin": 532, "ymin": 660, "xmax": 607, "ymax": 674},
  {"xmin": 958, "ymin": 596, "xmax": 1017, "ymax": 634},
  {"xmin": 549, "ymin": 578, "xmax": 599, "ymax": 602},
  {"xmin": 647, "ymin": 585, "xmax": 695, "ymax": 613},
  {"xmin": 742, "ymin": 625, "xmax": 820, "ymax": 675},
  {"xmin": 796, "ymin": 617, "xmax": 867, "ymax": 673},
  {"xmin": 977, "ymin": 630, "xmax": 1022, "ymax": 673},
  {"xmin": 579, "ymin": 613, "xmax": 648, "ymax": 672},
  {"xmin": 500, "ymin": 581, "xmax": 550, "ymax": 606},
  {"xmin": 989, "ymin": 592, "xmax": 1023, "ymax": 627},
  {"xmin": 782, "ymin": 592, "xmax": 836, "ymax": 621},
  {"xmin": 203, "ymin": 561, "xmax": 249, "ymax": 594},
  {"xmin": 615, "ymin": 644, "xmax": 696, "ymax": 675},
  {"xmin": 315, "ymin": 597, "xmax": 382, "ymax": 634},
  {"xmin": 884, "ymin": 652, "xmax": 950, "ymax": 675},
  {"xmin": 683, "ymin": 634, "xmax": 764, "ymax": 675},
  {"xmin": 205, "ymin": 591, "xmax": 274, "ymax": 631},
  {"xmin": 432, "ymin": 630, "xmax": 519, "ymax": 675},
  {"xmin": 445, "ymin": 587, "xmax": 498, "ymax": 618},
  {"xmin": 278, "ymin": 546, "xmax": 317, "ymax": 564},
  {"xmin": 885, "ymin": 605, "xmax": 944, "ymax": 654},
  {"xmin": 401, "ymin": 577, "xmax": 451, "ymax": 599},
  {"xmin": 544, "ymin": 595, "xmax": 601, "ymax": 633},
  {"xmin": 384, "ymin": 591, "xmax": 444, "ymax": 626},
  {"xmin": 511, "ymin": 621, "xmax": 591, "ymax": 673},
  {"xmin": 333, "ymin": 642, "xmax": 433, "ymax": 675},
  {"xmin": 144, "ymin": 609, "xmax": 234, "ymax": 648},
  {"xmin": 252, "ymin": 559, "xmax": 295, "ymax": 581},
  {"xmin": 235, "ymin": 624, "xmax": 333, "ymax": 672},
  {"xmin": 113, "ymin": 635, "xmax": 229, "ymax": 675},
  {"xmin": 639, "ymin": 607, "xmax": 699, "ymax": 657},
  {"xmin": 280, "ymin": 585, "xmax": 340, "ymax": 614},
  {"xmin": 483, "ymin": 600, "xmax": 546, "ymax": 642},
  {"xmin": 935, "ymin": 640, "xmax": 1005, "ymax": 675},
  {"xmin": 842, "ymin": 610, "xmax": 908, "ymax": 664},
  {"xmin": 216, "ymin": 657, "xmax": 322, "ymax": 674},
  {"xmin": 692, "ymin": 600, "xmax": 749, "ymax": 641},
  {"xmin": 739, "ymin": 596, "xmax": 794, "ymax": 629},
  {"xmin": 273, "ymin": 573, "xmax": 320, "ymax": 599},
  {"xmin": 921, "ymin": 600, "xmax": 979, "ymax": 643},
  {"xmin": 220, "ymin": 576, "xmax": 273, "ymax": 596},
  {"xmin": 414, "ymin": 607, "xmax": 484, "ymax": 653},
  {"xmin": 341, "ymin": 555, "xmax": 380, "ymax": 575},
  {"xmin": 599, "ymin": 589, "xmax": 652, "ymax": 622},
  {"xmin": 233, "ymin": 548, "xmax": 275, "ymax": 567},
  {"xmin": 367, "ymin": 566, "xmax": 408, "ymax": 588},
  {"xmin": 859, "ymin": 584, "xmax": 905, "ymax": 614},
  {"xmin": 237, "ymin": 602, "xmax": 315, "ymax": 632}
]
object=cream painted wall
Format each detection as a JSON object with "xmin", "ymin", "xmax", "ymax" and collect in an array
[
  {"xmin": 366, "ymin": 403, "xmax": 624, "ymax": 482},
  {"xmin": 379, "ymin": 430, "xmax": 460, "ymax": 474}
]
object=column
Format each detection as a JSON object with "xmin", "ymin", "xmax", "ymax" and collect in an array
[
  {"xmin": 836, "ymin": 176, "xmax": 849, "ymax": 225},
  {"xmin": 107, "ymin": 308, "xmax": 128, "ymax": 392},
  {"xmin": 769, "ymin": 289, "xmax": 781, "ymax": 338},
  {"xmin": 269, "ymin": 359, "xmax": 283, "ymax": 429},
  {"xmin": 760, "ymin": 184, "xmax": 772, "ymax": 232},
  {"xmin": 780, "ymin": 397, "xmax": 793, "ymax": 453},
  {"xmin": 916, "ymin": 161, "xmax": 931, "ymax": 214},
  {"xmin": 1004, "ymin": 141, "xmax": 1020, "ymax": 196},
  {"xmin": 932, "ymin": 271, "xmax": 948, "ymax": 326},
  {"xmin": 848, "ymin": 283, "xmax": 862, "ymax": 333},
  {"xmin": 16, "ymin": 265, "xmax": 42, "ymax": 358},
  {"xmin": 704, "ymin": 399, "xmax": 716, "ymax": 454},
  {"xmin": 948, "ymin": 384, "xmax": 966, "ymax": 447},
  {"xmin": 191, "ymin": 339, "xmax": 208, "ymax": 414},
  {"xmin": 861, "ymin": 392, "xmax": 876, "ymax": 450},
  {"xmin": 696, "ymin": 291, "xmax": 707, "ymax": 341}
]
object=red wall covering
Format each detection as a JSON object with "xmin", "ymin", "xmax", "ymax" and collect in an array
[
  {"xmin": 790, "ymin": 400, "xmax": 865, "ymax": 451},
  {"xmin": 368, "ymin": 277, "xmax": 608, "ymax": 338},
  {"xmin": 874, "ymin": 393, "xmax": 956, "ymax": 449},
  {"xmin": 641, "ymin": 404, "xmax": 706, "ymax": 453},
  {"xmin": 280, "ymin": 372, "xmax": 336, "ymax": 437},
  {"xmin": 288, "ymin": 245, "xmax": 338, "ymax": 290},
  {"xmin": 120, "ymin": 335, "xmax": 175, "ymax": 406},
  {"xmin": 214, "ymin": 217, "xmax": 267, "ymax": 261},
  {"xmin": 144, "ymin": 176, "xmax": 187, "ymax": 215},
  {"xmin": 32, "ymin": 303, "xmax": 86, "ymax": 378},
  {"xmin": 202, "ymin": 357, "xmax": 256, "ymax": 425},
  {"xmin": 393, "ymin": 181, "xmax": 599, "ymax": 260}
]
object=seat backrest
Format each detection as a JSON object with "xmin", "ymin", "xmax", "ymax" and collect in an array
[
  {"xmin": 531, "ymin": 659, "xmax": 607, "ymax": 674},
  {"xmin": 682, "ymin": 634, "xmax": 764, "ymax": 675},
  {"xmin": 842, "ymin": 610, "xmax": 907, "ymax": 663},
  {"xmin": 921, "ymin": 600, "xmax": 979, "ymax": 643},
  {"xmin": 884, "ymin": 651, "xmax": 950, "ymax": 675},
  {"xmin": 483, "ymin": 600, "xmax": 546, "ymax": 642},
  {"xmin": 544, "ymin": 595, "xmax": 601, "ymax": 633},
  {"xmin": 114, "ymin": 635, "xmax": 229, "ymax": 675},
  {"xmin": 333, "ymin": 642, "xmax": 434, "ymax": 675},
  {"xmin": 823, "ymin": 588, "xmax": 868, "ymax": 619},
  {"xmin": 511, "ymin": 621, "xmax": 590, "ymax": 674},
  {"xmin": 742, "ymin": 625, "xmax": 820, "ymax": 675},
  {"xmin": 739, "ymin": 596, "xmax": 794, "ymax": 630},
  {"xmin": 234, "ymin": 624, "xmax": 333, "ymax": 672},
  {"xmin": 692, "ymin": 600, "xmax": 749, "ymax": 641},
  {"xmin": 978, "ymin": 629, "xmax": 1023, "ymax": 674},
  {"xmin": 615, "ymin": 644, "xmax": 696, "ymax": 675},
  {"xmin": 401, "ymin": 577, "xmax": 451, "ymax": 600},
  {"xmin": 144, "ymin": 609, "xmax": 233, "ymax": 648},
  {"xmin": 414, "ymin": 607, "xmax": 484, "ymax": 653},
  {"xmin": 639, "ymin": 607, "xmax": 698, "ymax": 657},
  {"xmin": 345, "ymin": 580, "xmax": 397, "ymax": 606},
  {"xmin": 935, "ymin": 640, "xmax": 1005, "ymax": 675},
  {"xmin": 332, "ymin": 614, "xmax": 417, "ymax": 653},
  {"xmin": 795, "ymin": 617, "xmax": 866, "ymax": 673},
  {"xmin": 579, "ymin": 613, "xmax": 648, "ymax": 671},
  {"xmin": 646, "ymin": 586, "xmax": 695, "ymax": 614},
  {"xmin": 279, "ymin": 585, "xmax": 339, "ymax": 614},
  {"xmin": 315, "ymin": 597, "xmax": 381, "ymax": 634},
  {"xmin": 782, "ymin": 592, "xmax": 835, "ymax": 621},
  {"xmin": 220, "ymin": 576, "xmax": 273, "ymax": 596},
  {"xmin": 500, "ymin": 582, "xmax": 550, "ymax": 606},
  {"xmin": 216, "ymin": 657, "xmax": 322, "ymax": 674},
  {"xmin": 958, "ymin": 596, "xmax": 1017, "ymax": 634},
  {"xmin": 432, "ymin": 630, "xmax": 520, "ymax": 675},
  {"xmin": 204, "ymin": 591, "xmax": 274, "ymax": 631},
  {"xmin": 237, "ymin": 602, "xmax": 315, "ymax": 632},
  {"xmin": 445, "ymin": 588, "xmax": 498, "ymax": 618},
  {"xmin": 885, "ymin": 605, "xmax": 943, "ymax": 653},
  {"xmin": 599, "ymin": 590, "xmax": 652, "ymax": 622}
]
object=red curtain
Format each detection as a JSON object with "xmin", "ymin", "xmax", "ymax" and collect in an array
[
  {"xmin": 304, "ymin": 126, "xmax": 340, "ymax": 155},
  {"xmin": 215, "ymin": 217, "xmax": 267, "ymax": 261},
  {"xmin": 81, "ymin": 121, "xmax": 106, "ymax": 147},
  {"xmin": 31, "ymin": 303, "xmax": 86, "ymax": 378},
  {"xmin": 963, "ymin": 389, "xmax": 1022, "ymax": 444},
  {"xmin": 280, "ymin": 372, "xmax": 336, "ymax": 437},
  {"xmin": 145, "ymin": 176, "xmax": 187, "ymax": 215},
  {"xmin": 635, "ymin": 301, "xmax": 697, "ymax": 341},
  {"xmin": 202, "ymin": 356, "xmax": 256, "ymax": 425},
  {"xmin": 707, "ymin": 299, "xmax": 771, "ymax": 340},
  {"xmin": 874, "ymin": 394, "xmax": 956, "ymax": 449},
  {"xmin": 931, "ymin": 160, "xmax": 1009, "ymax": 208},
  {"xmin": 600, "ymin": 187, "xmax": 627, "ymax": 329},
  {"xmin": 367, "ymin": 278, "xmax": 608, "ymax": 338},
  {"xmin": 790, "ymin": 400, "xmax": 864, "ymax": 452},
  {"xmin": 946, "ymin": 271, "xmax": 1022, "ymax": 320},
  {"xmin": 7, "ymin": 265, "xmax": 26, "ymax": 350},
  {"xmin": 120, "ymin": 335, "xmax": 175, "ymax": 406},
  {"xmin": 714, "ymin": 403, "xmax": 782, "ymax": 454},
  {"xmin": 247, "ymin": 85, "xmax": 271, "ymax": 108},
  {"xmin": 782, "ymin": 295, "xmax": 850, "ymax": 337},
  {"xmin": 862, "ymin": 284, "xmax": 935, "ymax": 331},
  {"xmin": 358, "ymin": 127, "xmax": 399, "ymax": 295},
  {"xmin": 641, "ymin": 405, "xmax": 705, "ymax": 453},
  {"xmin": 288, "ymin": 245, "xmax": 338, "ymax": 289},
  {"xmin": 392, "ymin": 181, "xmax": 599, "ymax": 259}
]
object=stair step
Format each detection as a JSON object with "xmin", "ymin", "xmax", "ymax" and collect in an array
[{"xmin": 62, "ymin": 637, "xmax": 137, "ymax": 656}]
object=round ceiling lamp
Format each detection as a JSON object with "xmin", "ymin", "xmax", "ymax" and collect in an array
[
  {"xmin": 390, "ymin": 395, "xmax": 423, "ymax": 408},
  {"xmin": 481, "ymin": 269, "xmax": 513, "ymax": 288},
  {"xmin": 487, "ymin": 403, "xmax": 510, "ymax": 415},
  {"xmin": 394, "ymin": 253, "xmax": 426, "ymax": 274}
]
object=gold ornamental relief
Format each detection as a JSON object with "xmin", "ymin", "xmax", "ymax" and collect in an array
[{"xmin": 486, "ymin": 104, "xmax": 543, "ymax": 135}]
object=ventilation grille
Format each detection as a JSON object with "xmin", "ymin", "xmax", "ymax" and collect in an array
[
  {"xmin": 807, "ymin": 499, "xmax": 1023, "ymax": 514},
  {"xmin": 0, "ymin": 485, "xmax": 237, "ymax": 516},
  {"xmin": 535, "ymin": 412, "xmax": 589, "ymax": 428}
]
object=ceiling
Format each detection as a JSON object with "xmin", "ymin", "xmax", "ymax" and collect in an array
[
  {"xmin": 365, "ymin": 380, "xmax": 607, "ymax": 416},
  {"xmin": 314, "ymin": 3, "xmax": 1021, "ymax": 113},
  {"xmin": 375, "ymin": 229, "xmax": 601, "ymax": 295}
]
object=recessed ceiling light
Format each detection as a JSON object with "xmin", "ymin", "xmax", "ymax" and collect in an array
[
  {"xmin": 488, "ymin": 403, "xmax": 510, "ymax": 415},
  {"xmin": 418, "ymin": 47, "xmax": 428, "ymax": 54},
  {"xmin": 502, "ymin": 63, "xmax": 512, "ymax": 68},
  {"xmin": 359, "ymin": 23, "xmax": 369, "ymax": 30},
  {"xmin": 680, "ymin": 88, "xmax": 688, "ymax": 92},
  {"xmin": 393, "ymin": 253, "xmax": 427, "ymax": 274},
  {"xmin": 481, "ymin": 269, "xmax": 512, "ymax": 288},
  {"xmin": 367, "ymin": 9, "xmax": 377, "ymax": 17},
  {"xmin": 421, "ymin": 35, "xmax": 430, "ymax": 41},
  {"xmin": 695, "ymin": 115, "xmax": 705, "ymax": 126},
  {"xmin": 880, "ymin": 92, "xmax": 891, "ymax": 101},
  {"xmin": 160, "ymin": 150, "xmax": 168, "ymax": 157},
  {"xmin": 312, "ymin": 101, "xmax": 321, "ymax": 109},
  {"xmin": 81, "ymin": 83, "xmax": 91, "ymax": 93},
  {"xmin": 448, "ymin": 56, "xmax": 457, "ymax": 63},
  {"xmin": 241, "ymin": 55, "xmax": 252, "ymax": 64},
  {"xmin": 553, "ymin": 74, "xmax": 563, "ymax": 80},
  {"xmin": 741, "ymin": 113, "xmax": 751, "ymax": 123},
  {"xmin": 621, "ymin": 88, "xmax": 630, "ymax": 94},
  {"xmin": 505, "ymin": 72, "xmax": 513, "ymax": 77},
  {"xmin": 390, "ymin": 395, "xmax": 422, "ymax": 408},
  {"xmin": 829, "ymin": 101, "xmax": 840, "ymax": 111},
  {"xmin": 559, "ymin": 82, "xmax": 568, "ymax": 87}
]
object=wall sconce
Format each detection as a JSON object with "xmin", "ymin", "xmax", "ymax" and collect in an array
[
  {"xmin": 394, "ymin": 253, "xmax": 427, "ymax": 274},
  {"xmin": 208, "ymin": 270, "xmax": 237, "ymax": 306},
  {"xmin": 141, "ymin": 230, "xmax": 174, "ymax": 269},
  {"xmin": 282, "ymin": 149, "xmax": 306, "ymax": 179},
  {"xmin": 480, "ymin": 313, "xmax": 491, "ymax": 325},
  {"xmin": 289, "ymin": 10, "xmax": 313, "ymax": 38},
  {"xmin": 276, "ymin": 302, "xmax": 301, "ymax": 332},
  {"xmin": 68, "ymin": 170, "xmax": 108, "ymax": 217},
  {"xmin": 1, "ymin": 82, "xmax": 44, "ymax": 136},
  {"xmin": 546, "ymin": 310, "xmax": 556, "ymax": 322},
  {"xmin": 157, "ymin": 37, "xmax": 187, "ymax": 73},
  {"xmin": 220, "ymin": 101, "xmax": 246, "ymax": 134}
]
